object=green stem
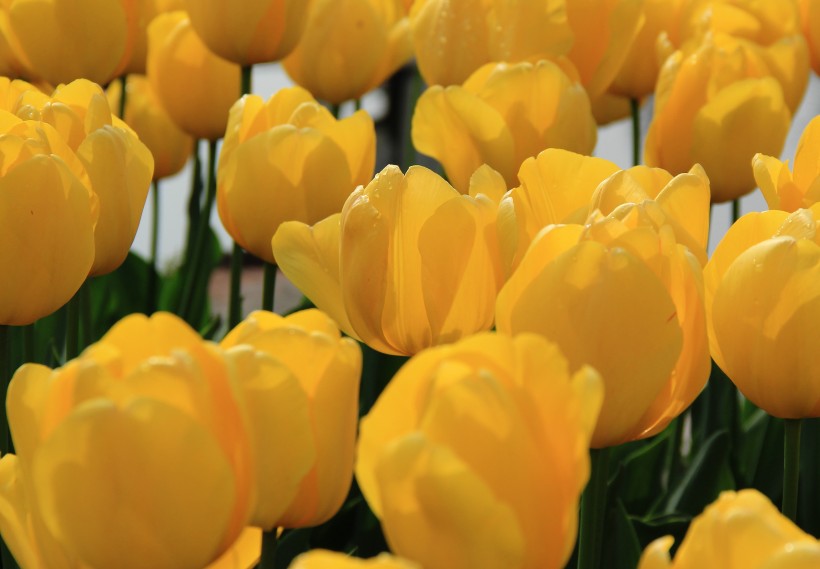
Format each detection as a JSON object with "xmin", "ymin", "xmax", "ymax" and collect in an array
[
  {"xmin": 259, "ymin": 529, "xmax": 278, "ymax": 569},
  {"xmin": 65, "ymin": 292, "xmax": 81, "ymax": 360},
  {"xmin": 179, "ymin": 140, "xmax": 218, "ymax": 321},
  {"xmin": 80, "ymin": 280, "xmax": 92, "ymax": 347},
  {"xmin": 185, "ymin": 140, "xmax": 203, "ymax": 262},
  {"xmin": 578, "ymin": 447, "xmax": 610, "ymax": 569},
  {"xmin": 732, "ymin": 199, "xmax": 741, "ymax": 223},
  {"xmin": 241, "ymin": 65, "xmax": 253, "ymax": 96},
  {"xmin": 329, "ymin": 103, "xmax": 341, "ymax": 118},
  {"xmin": 354, "ymin": 98, "xmax": 362, "ymax": 111},
  {"xmin": 118, "ymin": 75, "xmax": 128, "ymax": 120},
  {"xmin": 630, "ymin": 98, "xmax": 640, "ymax": 167},
  {"xmin": 403, "ymin": 67, "xmax": 423, "ymax": 170},
  {"xmin": 147, "ymin": 180, "xmax": 160, "ymax": 314},
  {"xmin": 22, "ymin": 323, "xmax": 35, "ymax": 364},
  {"xmin": 262, "ymin": 263, "xmax": 276, "ymax": 313},
  {"xmin": 782, "ymin": 418, "xmax": 802, "ymax": 522},
  {"xmin": 229, "ymin": 243, "xmax": 244, "ymax": 328}
]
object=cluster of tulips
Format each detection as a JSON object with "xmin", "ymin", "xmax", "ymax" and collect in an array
[{"xmin": 2, "ymin": 0, "xmax": 820, "ymax": 568}]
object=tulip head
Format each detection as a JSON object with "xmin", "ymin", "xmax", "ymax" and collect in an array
[
  {"xmin": 221, "ymin": 309, "xmax": 362, "ymax": 529},
  {"xmin": 645, "ymin": 33, "xmax": 793, "ymax": 202},
  {"xmin": 564, "ymin": 0, "xmax": 645, "ymax": 98},
  {"xmin": 217, "ymin": 88, "xmax": 376, "ymax": 265},
  {"xmin": 147, "ymin": 10, "xmax": 240, "ymax": 140},
  {"xmin": 291, "ymin": 551, "xmax": 421, "ymax": 568},
  {"xmin": 5, "ymin": 0, "xmax": 138, "ymax": 85},
  {"xmin": 800, "ymin": 0, "xmax": 820, "ymax": 74},
  {"xmin": 409, "ymin": 0, "xmax": 573, "ymax": 86},
  {"xmin": 283, "ymin": 0, "xmax": 412, "ymax": 104},
  {"xmin": 413, "ymin": 59, "xmax": 596, "ymax": 192},
  {"xmin": 15, "ymin": 79, "xmax": 154, "ymax": 276},
  {"xmin": 184, "ymin": 0, "xmax": 311, "ymax": 65},
  {"xmin": 705, "ymin": 206, "xmax": 820, "ymax": 418},
  {"xmin": 356, "ymin": 332, "xmax": 602, "ymax": 569},
  {"xmin": 638, "ymin": 490, "xmax": 820, "ymax": 569},
  {"xmin": 0, "ymin": 110, "xmax": 97, "ymax": 325},
  {"xmin": 273, "ymin": 164, "xmax": 505, "ymax": 356},
  {"xmin": 753, "ymin": 115, "xmax": 820, "ymax": 211},
  {"xmin": 0, "ymin": 313, "xmax": 256, "ymax": 569},
  {"xmin": 497, "ymin": 206, "xmax": 710, "ymax": 447}
]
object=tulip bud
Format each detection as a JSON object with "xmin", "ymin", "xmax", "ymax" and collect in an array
[
  {"xmin": 0, "ymin": 107, "xmax": 98, "ymax": 325},
  {"xmin": 705, "ymin": 205, "xmax": 820, "ymax": 418},
  {"xmin": 800, "ymin": 0, "xmax": 820, "ymax": 74},
  {"xmin": 184, "ymin": 0, "xmax": 311, "ymax": 65},
  {"xmin": 221, "ymin": 309, "xmax": 362, "ymax": 529},
  {"xmin": 108, "ymin": 74, "xmax": 194, "ymax": 181},
  {"xmin": 0, "ymin": 313, "xmax": 256, "ymax": 569},
  {"xmin": 413, "ymin": 59, "xmax": 596, "ymax": 192},
  {"xmin": 356, "ymin": 332, "xmax": 603, "ymax": 569},
  {"xmin": 638, "ymin": 490, "xmax": 820, "ymax": 569},
  {"xmin": 5, "ymin": 0, "xmax": 138, "ymax": 85},
  {"xmin": 496, "ymin": 205, "xmax": 710, "ymax": 447},
  {"xmin": 282, "ymin": 0, "xmax": 412, "ymax": 104},
  {"xmin": 645, "ymin": 33, "xmax": 793, "ymax": 202},
  {"xmin": 753, "ymin": 115, "xmax": 820, "ymax": 211},
  {"xmin": 273, "ymin": 165, "xmax": 505, "ymax": 356},
  {"xmin": 217, "ymin": 87, "xmax": 376, "ymax": 265},
  {"xmin": 409, "ymin": 0, "xmax": 573, "ymax": 86},
  {"xmin": 147, "ymin": 11, "xmax": 240, "ymax": 140}
]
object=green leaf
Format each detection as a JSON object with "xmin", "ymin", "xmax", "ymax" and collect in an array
[
  {"xmin": 274, "ymin": 529, "xmax": 312, "ymax": 569},
  {"xmin": 610, "ymin": 429, "xmax": 671, "ymax": 515},
  {"xmin": 600, "ymin": 498, "xmax": 643, "ymax": 569},
  {"xmin": 663, "ymin": 430, "xmax": 734, "ymax": 516}
]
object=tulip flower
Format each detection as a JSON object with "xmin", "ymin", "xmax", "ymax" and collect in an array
[
  {"xmin": 356, "ymin": 332, "xmax": 603, "ymax": 569},
  {"xmin": 0, "ymin": 6, "xmax": 26, "ymax": 78},
  {"xmin": 147, "ymin": 11, "xmax": 240, "ymax": 140},
  {"xmin": 15, "ymin": 79, "xmax": 154, "ymax": 275},
  {"xmin": 800, "ymin": 0, "xmax": 820, "ymax": 74},
  {"xmin": 0, "ymin": 111, "xmax": 98, "ymax": 325},
  {"xmin": 645, "ymin": 33, "xmax": 792, "ymax": 202},
  {"xmin": 704, "ymin": 205, "xmax": 820, "ymax": 418},
  {"xmin": 217, "ymin": 87, "xmax": 376, "ymax": 265},
  {"xmin": 107, "ymin": 74, "xmax": 194, "ymax": 180},
  {"xmin": 409, "ymin": 0, "xmax": 573, "ymax": 86},
  {"xmin": 413, "ymin": 59, "xmax": 596, "ymax": 192},
  {"xmin": 496, "ymin": 207, "xmax": 710, "ymax": 448},
  {"xmin": 5, "ymin": 0, "xmax": 138, "ymax": 85},
  {"xmin": 753, "ymin": 115, "xmax": 820, "ymax": 211},
  {"xmin": 184, "ymin": 0, "xmax": 311, "ymax": 65},
  {"xmin": 221, "ymin": 309, "xmax": 362, "ymax": 529},
  {"xmin": 282, "ymin": 0, "xmax": 412, "ymax": 104},
  {"xmin": 638, "ymin": 490, "xmax": 820, "ymax": 569},
  {"xmin": 0, "ymin": 312, "xmax": 256, "ymax": 569},
  {"xmin": 564, "ymin": 0, "xmax": 645, "ymax": 99},
  {"xmin": 290, "ymin": 551, "xmax": 421, "ymax": 568},
  {"xmin": 273, "ymin": 164, "xmax": 505, "ymax": 356}
]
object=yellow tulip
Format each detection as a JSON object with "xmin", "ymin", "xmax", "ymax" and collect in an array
[
  {"xmin": 273, "ymin": 164, "xmax": 505, "ymax": 356},
  {"xmin": 356, "ymin": 332, "xmax": 603, "ymax": 569},
  {"xmin": 0, "ymin": 109, "xmax": 97, "ymax": 325},
  {"xmin": 645, "ymin": 33, "xmax": 792, "ymax": 202},
  {"xmin": 589, "ymin": 92, "xmax": 634, "ymax": 125},
  {"xmin": 5, "ymin": 0, "xmax": 138, "ymax": 85},
  {"xmin": 609, "ymin": 0, "xmax": 685, "ymax": 99},
  {"xmin": 282, "ymin": 0, "xmax": 412, "ymax": 104},
  {"xmin": 704, "ymin": 205, "xmax": 820, "ymax": 418},
  {"xmin": 413, "ymin": 59, "xmax": 596, "ymax": 192},
  {"xmin": 147, "ymin": 10, "xmax": 240, "ymax": 140},
  {"xmin": 217, "ymin": 87, "xmax": 376, "ymax": 265},
  {"xmin": 409, "ymin": 0, "xmax": 573, "ymax": 86},
  {"xmin": 638, "ymin": 490, "xmax": 820, "ymax": 569},
  {"xmin": 498, "ymin": 150, "xmax": 710, "ymax": 273},
  {"xmin": 221, "ymin": 309, "xmax": 362, "ymax": 529},
  {"xmin": 124, "ymin": 0, "xmax": 186, "ymax": 75},
  {"xmin": 800, "ymin": 0, "xmax": 820, "ymax": 74},
  {"xmin": 184, "ymin": 0, "xmax": 311, "ymax": 65},
  {"xmin": 753, "ymin": 115, "xmax": 820, "ymax": 211},
  {"xmin": 0, "ymin": 312, "xmax": 256, "ymax": 569},
  {"xmin": 0, "ymin": 5, "xmax": 26, "ymax": 78},
  {"xmin": 496, "ymin": 207, "xmax": 710, "ymax": 447},
  {"xmin": 15, "ymin": 79, "xmax": 154, "ymax": 275},
  {"xmin": 564, "ymin": 0, "xmax": 645, "ymax": 99},
  {"xmin": 107, "ymin": 74, "xmax": 194, "ymax": 180},
  {"xmin": 290, "ymin": 551, "xmax": 420, "ymax": 569}
]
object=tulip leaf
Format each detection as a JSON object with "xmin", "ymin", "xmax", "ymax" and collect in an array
[
  {"xmin": 799, "ymin": 419, "xmax": 820, "ymax": 535},
  {"xmin": 748, "ymin": 415, "xmax": 784, "ymax": 506},
  {"xmin": 610, "ymin": 428, "xmax": 672, "ymax": 515},
  {"xmin": 663, "ymin": 430, "xmax": 734, "ymax": 516},
  {"xmin": 275, "ymin": 529, "xmax": 313, "ymax": 569},
  {"xmin": 631, "ymin": 513, "xmax": 691, "ymax": 558},
  {"xmin": 600, "ymin": 498, "xmax": 643, "ymax": 569}
]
